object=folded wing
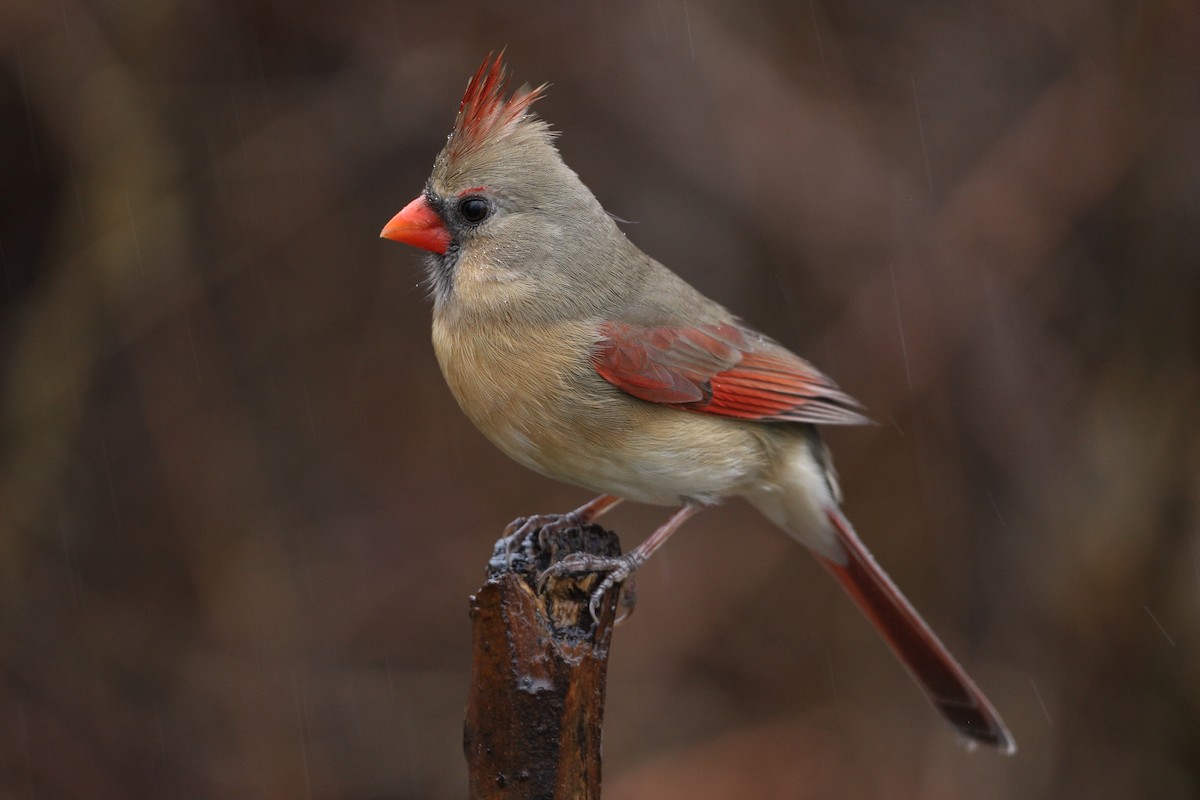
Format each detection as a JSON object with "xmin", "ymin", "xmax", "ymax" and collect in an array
[{"xmin": 592, "ymin": 320, "xmax": 868, "ymax": 425}]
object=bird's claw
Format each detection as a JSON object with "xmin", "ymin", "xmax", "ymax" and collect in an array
[
  {"xmin": 539, "ymin": 551, "xmax": 645, "ymax": 623},
  {"xmin": 501, "ymin": 511, "xmax": 584, "ymax": 565}
]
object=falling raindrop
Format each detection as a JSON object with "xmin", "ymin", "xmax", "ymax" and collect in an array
[
  {"xmin": 889, "ymin": 261, "xmax": 912, "ymax": 392},
  {"xmin": 910, "ymin": 74, "xmax": 934, "ymax": 194},
  {"xmin": 1143, "ymin": 605, "xmax": 1176, "ymax": 648},
  {"xmin": 1029, "ymin": 677, "xmax": 1052, "ymax": 725}
]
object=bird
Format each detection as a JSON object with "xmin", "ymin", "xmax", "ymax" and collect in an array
[{"xmin": 380, "ymin": 52, "xmax": 1015, "ymax": 753}]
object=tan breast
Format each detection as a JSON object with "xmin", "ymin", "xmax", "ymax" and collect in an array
[{"xmin": 432, "ymin": 311, "xmax": 599, "ymax": 462}]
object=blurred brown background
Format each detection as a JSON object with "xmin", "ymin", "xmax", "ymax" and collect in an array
[{"xmin": 2, "ymin": 0, "xmax": 1198, "ymax": 797}]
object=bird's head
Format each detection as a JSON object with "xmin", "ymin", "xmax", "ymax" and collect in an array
[{"xmin": 381, "ymin": 53, "xmax": 622, "ymax": 315}]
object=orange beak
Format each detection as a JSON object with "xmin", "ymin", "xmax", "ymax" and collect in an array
[{"xmin": 380, "ymin": 195, "xmax": 451, "ymax": 254}]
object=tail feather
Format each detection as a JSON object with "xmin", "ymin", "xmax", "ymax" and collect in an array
[{"xmin": 818, "ymin": 508, "xmax": 1016, "ymax": 753}]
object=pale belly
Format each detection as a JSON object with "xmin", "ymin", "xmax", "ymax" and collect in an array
[
  {"xmin": 432, "ymin": 316, "xmax": 772, "ymax": 506},
  {"xmin": 483, "ymin": 400, "xmax": 771, "ymax": 505}
]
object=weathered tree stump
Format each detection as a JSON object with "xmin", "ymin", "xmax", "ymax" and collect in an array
[{"xmin": 464, "ymin": 522, "xmax": 623, "ymax": 800}]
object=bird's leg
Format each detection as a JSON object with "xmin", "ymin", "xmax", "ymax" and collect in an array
[
  {"xmin": 541, "ymin": 502, "xmax": 703, "ymax": 621},
  {"xmin": 501, "ymin": 494, "xmax": 624, "ymax": 557}
]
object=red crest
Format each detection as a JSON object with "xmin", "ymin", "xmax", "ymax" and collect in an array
[{"xmin": 446, "ymin": 52, "xmax": 547, "ymax": 162}]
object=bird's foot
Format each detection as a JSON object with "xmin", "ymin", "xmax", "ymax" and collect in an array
[
  {"xmin": 499, "ymin": 510, "xmax": 589, "ymax": 565},
  {"xmin": 539, "ymin": 550, "xmax": 646, "ymax": 622}
]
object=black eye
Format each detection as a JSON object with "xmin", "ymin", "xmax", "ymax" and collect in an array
[{"xmin": 458, "ymin": 196, "xmax": 490, "ymax": 223}]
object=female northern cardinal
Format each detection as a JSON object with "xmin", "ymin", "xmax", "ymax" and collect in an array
[{"xmin": 381, "ymin": 53, "xmax": 1015, "ymax": 753}]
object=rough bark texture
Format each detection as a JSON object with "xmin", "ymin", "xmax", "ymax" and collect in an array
[{"xmin": 464, "ymin": 523, "xmax": 623, "ymax": 800}]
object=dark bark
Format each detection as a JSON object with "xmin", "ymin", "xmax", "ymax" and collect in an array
[{"xmin": 464, "ymin": 523, "xmax": 623, "ymax": 800}]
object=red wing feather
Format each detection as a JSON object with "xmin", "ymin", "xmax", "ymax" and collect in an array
[{"xmin": 593, "ymin": 320, "xmax": 868, "ymax": 425}]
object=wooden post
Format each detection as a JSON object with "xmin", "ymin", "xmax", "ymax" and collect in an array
[{"xmin": 464, "ymin": 522, "xmax": 623, "ymax": 800}]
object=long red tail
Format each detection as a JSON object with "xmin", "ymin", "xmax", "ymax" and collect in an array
[{"xmin": 817, "ymin": 508, "xmax": 1016, "ymax": 753}]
